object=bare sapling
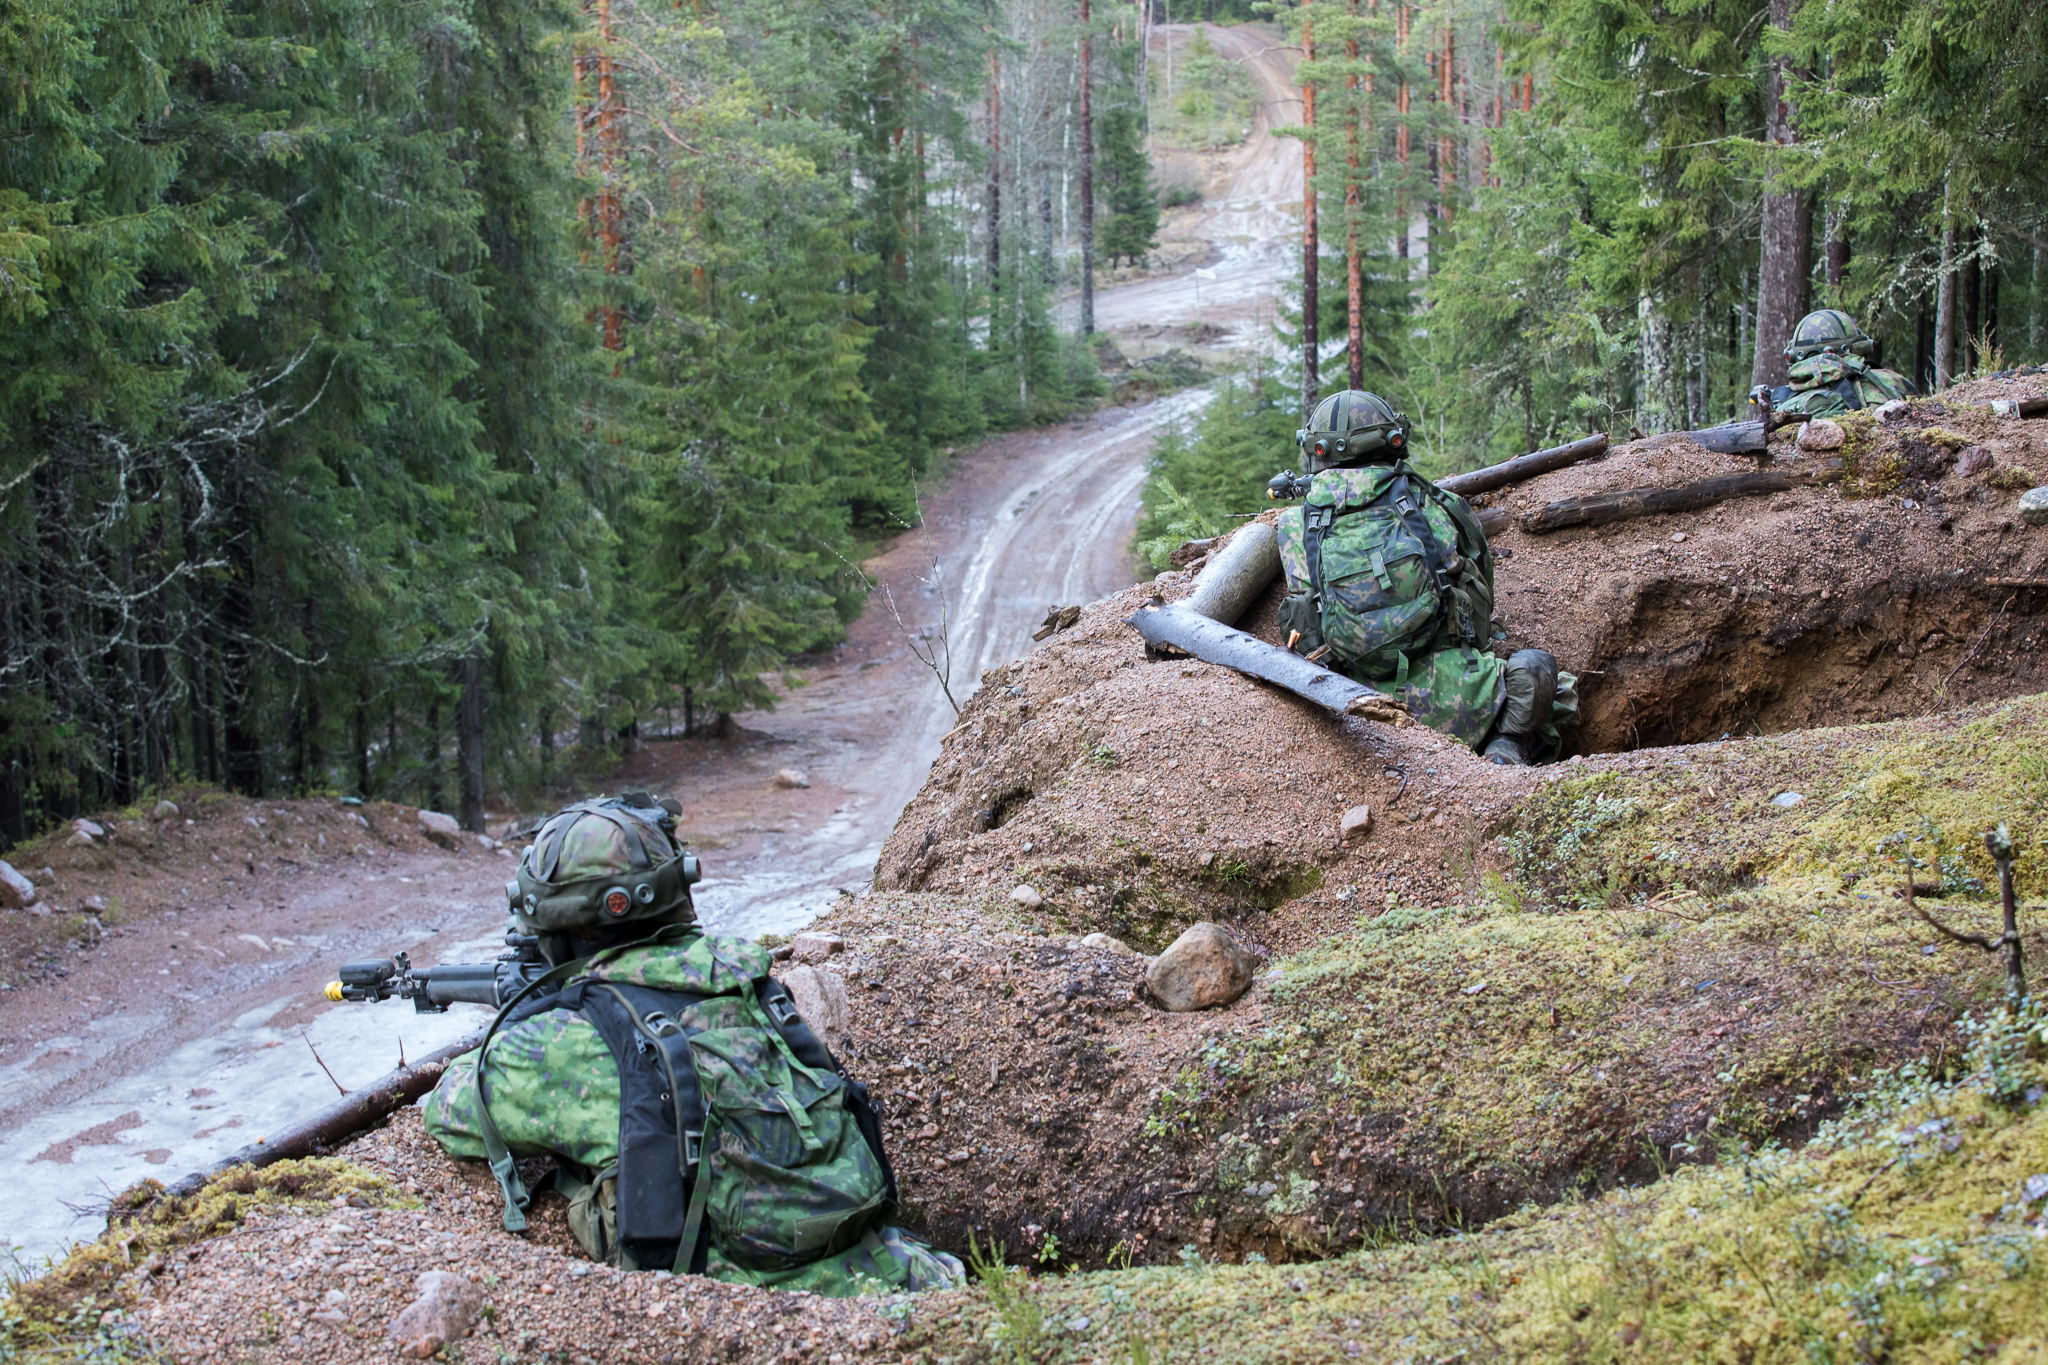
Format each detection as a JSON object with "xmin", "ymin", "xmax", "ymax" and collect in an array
[
  {"xmin": 836, "ymin": 486, "xmax": 963, "ymax": 717},
  {"xmin": 1915, "ymin": 824, "xmax": 2029, "ymax": 1007}
]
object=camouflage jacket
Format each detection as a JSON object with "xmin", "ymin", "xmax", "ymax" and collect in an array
[
  {"xmin": 1773, "ymin": 352, "xmax": 1914, "ymax": 418},
  {"xmin": 425, "ymin": 930, "xmax": 962, "ymax": 1295},
  {"xmin": 1277, "ymin": 463, "xmax": 1506, "ymax": 747}
]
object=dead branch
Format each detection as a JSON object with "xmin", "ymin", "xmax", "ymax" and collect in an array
[
  {"xmin": 1520, "ymin": 462, "xmax": 1844, "ymax": 535},
  {"xmin": 1435, "ymin": 433, "xmax": 1609, "ymax": 498}
]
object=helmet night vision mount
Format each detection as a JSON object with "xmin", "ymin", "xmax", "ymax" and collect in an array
[{"xmin": 1295, "ymin": 390, "xmax": 1410, "ymax": 474}]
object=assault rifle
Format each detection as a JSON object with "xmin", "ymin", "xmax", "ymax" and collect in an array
[{"xmin": 326, "ymin": 930, "xmax": 554, "ymax": 1012}]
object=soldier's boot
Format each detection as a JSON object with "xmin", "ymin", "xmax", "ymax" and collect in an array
[{"xmin": 1482, "ymin": 736, "xmax": 1527, "ymax": 766}]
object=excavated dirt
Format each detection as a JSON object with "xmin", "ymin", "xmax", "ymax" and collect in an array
[{"xmin": 11, "ymin": 400, "xmax": 2048, "ymax": 1361}]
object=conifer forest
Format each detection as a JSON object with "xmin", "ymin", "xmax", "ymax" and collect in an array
[{"xmin": 5, "ymin": 0, "xmax": 2045, "ymax": 842}]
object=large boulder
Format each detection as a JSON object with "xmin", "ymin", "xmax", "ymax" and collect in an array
[
  {"xmin": 1146, "ymin": 922, "xmax": 1260, "ymax": 1012},
  {"xmin": 417, "ymin": 810, "xmax": 462, "ymax": 849},
  {"xmin": 780, "ymin": 964, "xmax": 850, "ymax": 1058},
  {"xmin": 0, "ymin": 859, "xmax": 35, "ymax": 908}
]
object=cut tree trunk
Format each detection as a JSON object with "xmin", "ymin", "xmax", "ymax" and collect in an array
[
  {"xmin": 160, "ymin": 1031, "xmax": 486, "ymax": 1200},
  {"xmin": 1521, "ymin": 462, "xmax": 1843, "ymax": 535},
  {"xmin": 1183, "ymin": 522, "xmax": 1280, "ymax": 626},
  {"xmin": 1127, "ymin": 604, "xmax": 1408, "ymax": 722},
  {"xmin": 1435, "ymin": 433, "xmax": 1610, "ymax": 498}
]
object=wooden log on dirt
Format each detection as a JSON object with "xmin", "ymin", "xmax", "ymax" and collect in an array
[
  {"xmin": 1183, "ymin": 521, "xmax": 1280, "ymax": 627},
  {"xmin": 1436, "ymin": 432, "xmax": 1611, "ymax": 498},
  {"xmin": 1126, "ymin": 603, "xmax": 1410, "ymax": 724},
  {"xmin": 161, "ymin": 1029, "xmax": 485, "ymax": 1200},
  {"xmin": 1520, "ymin": 461, "xmax": 1844, "ymax": 535},
  {"xmin": 1989, "ymin": 396, "xmax": 2048, "ymax": 420},
  {"xmin": 1681, "ymin": 420, "xmax": 1770, "ymax": 455}
]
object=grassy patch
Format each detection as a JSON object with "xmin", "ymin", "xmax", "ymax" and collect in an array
[{"xmin": 907, "ymin": 1005, "xmax": 2048, "ymax": 1363}]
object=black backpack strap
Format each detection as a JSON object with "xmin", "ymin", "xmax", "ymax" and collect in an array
[
  {"xmin": 580, "ymin": 982, "xmax": 711, "ymax": 1271},
  {"xmin": 752, "ymin": 976, "xmax": 899, "ymax": 1218},
  {"xmin": 1391, "ymin": 472, "xmax": 1469, "ymax": 647},
  {"xmin": 1301, "ymin": 500, "xmax": 1336, "ymax": 611}
]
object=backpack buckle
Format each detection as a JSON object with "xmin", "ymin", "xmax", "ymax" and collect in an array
[
  {"xmin": 683, "ymin": 1130, "xmax": 703, "ymax": 1167},
  {"xmin": 767, "ymin": 996, "xmax": 800, "ymax": 1027}
]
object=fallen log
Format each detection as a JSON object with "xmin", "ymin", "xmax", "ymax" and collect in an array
[
  {"xmin": 1436, "ymin": 433, "xmax": 1610, "ymax": 498},
  {"xmin": 1990, "ymin": 396, "xmax": 2048, "ymax": 420},
  {"xmin": 161, "ymin": 1029, "xmax": 485, "ymax": 1200},
  {"xmin": 1681, "ymin": 420, "xmax": 1769, "ymax": 455},
  {"xmin": 1521, "ymin": 461, "xmax": 1844, "ymax": 535},
  {"xmin": 1127, "ymin": 603, "xmax": 1409, "ymax": 724},
  {"xmin": 1183, "ymin": 521, "xmax": 1280, "ymax": 627}
]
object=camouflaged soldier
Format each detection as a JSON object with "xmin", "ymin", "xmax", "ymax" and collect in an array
[
  {"xmin": 422, "ymin": 794, "xmax": 962, "ymax": 1295},
  {"xmin": 1752, "ymin": 309, "xmax": 1915, "ymax": 419},
  {"xmin": 1273, "ymin": 391, "xmax": 1578, "ymax": 764}
]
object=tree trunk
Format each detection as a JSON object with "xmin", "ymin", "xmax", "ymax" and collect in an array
[
  {"xmin": 354, "ymin": 686, "xmax": 371, "ymax": 799},
  {"xmin": 1935, "ymin": 210, "xmax": 1956, "ymax": 390},
  {"xmin": 457, "ymin": 654, "xmax": 485, "ymax": 833},
  {"xmin": 987, "ymin": 52, "xmax": 1002, "ymax": 303},
  {"xmin": 1302, "ymin": 18, "xmax": 1318, "ymax": 419},
  {"xmin": 1750, "ymin": 0, "xmax": 1810, "ymax": 391},
  {"xmin": 1824, "ymin": 199, "xmax": 1848, "ymax": 291},
  {"xmin": 2032, "ymin": 241, "xmax": 2044, "ymax": 357},
  {"xmin": 425, "ymin": 694, "xmax": 445, "ymax": 814},
  {"xmin": 1962, "ymin": 226, "xmax": 1981, "ymax": 375},
  {"xmin": 1345, "ymin": 2, "xmax": 1363, "ymax": 390},
  {"xmin": 1638, "ymin": 297, "xmax": 1677, "ymax": 432},
  {"xmin": 1080, "ymin": 0, "xmax": 1094, "ymax": 335}
]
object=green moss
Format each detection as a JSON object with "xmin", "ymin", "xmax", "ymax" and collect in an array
[
  {"xmin": 2, "ymin": 1159, "xmax": 405, "ymax": 1362},
  {"xmin": 1918, "ymin": 426, "xmax": 1970, "ymax": 451},
  {"xmin": 908, "ymin": 1009, "xmax": 2048, "ymax": 1363}
]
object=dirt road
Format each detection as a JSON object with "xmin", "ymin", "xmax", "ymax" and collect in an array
[{"xmin": 0, "ymin": 23, "xmax": 1301, "ymax": 1268}]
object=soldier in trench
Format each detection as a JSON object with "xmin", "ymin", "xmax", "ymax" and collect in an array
[
  {"xmin": 1270, "ymin": 390, "xmax": 1578, "ymax": 765},
  {"xmin": 1752, "ymin": 309, "xmax": 1916, "ymax": 420}
]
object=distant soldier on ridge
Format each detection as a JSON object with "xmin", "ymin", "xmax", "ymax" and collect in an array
[
  {"xmin": 1269, "ymin": 391, "xmax": 1577, "ymax": 765},
  {"xmin": 1752, "ymin": 309, "xmax": 1916, "ymax": 420}
]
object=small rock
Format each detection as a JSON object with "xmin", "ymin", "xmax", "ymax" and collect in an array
[
  {"xmin": 475, "ymin": 834, "xmax": 499, "ymax": 851},
  {"xmin": 1080, "ymin": 932, "xmax": 1130, "ymax": 953},
  {"xmin": 1338, "ymin": 804, "xmax": 1373, "ymax": 843},
  {"xmin": 1009, "ymin": 884, "xmax": 1044, "ymax": 909},
  {"xmin": 417, "ymin": 810, "xmax": 462, "ymax": 849},
  {"xmin": 1796, "ymin": 418, "xmax": 1845, "ymax": 452},
  {"xmin": 1462, "ymin": 980, "xmax": 1487, "ymax": 995},
  {"xmin": 1771, "ymin": 792, "xmax": 1804, "ymax": 808},
  {"xmin": 2024, "ymin": 1174, "xmax": 2048, "ymax": 1202},
  {"xmin": 0, "ymin": 860, "xmax": 35, "ymax": 909},
  {"xmin": 1956, "ymin": 446, "xmax": 1996, "ymax": 477},
  {"xmin": 82, "ymin": 894, "xmax": 106, "ymax": 913},
  {"xmin": 945, "ymin": 1149, "xmax": 972, "ymax": 1164},
  {"xmin": 152, "ymin": 800, "xmax": 180, "ymax": 820},
  {"xmin": 779, "ymin": 964, "xmax": 850, "ymax": 1057},
  {"xmin": 775, "ymin": 768, "xmax": 811, "ymax": 789},
  {"xmin": 1874, "ymin": 399, "xmax": 1909, "ymax": 422},
  {"xmin": 73, "ymin": 818, "xmax": 106, "ymax": 841},
  {"xmin": 386, "ymin": 1271, "xmax": 481, "ymax": 1358},
  {"xmin": 2019, "ymin": 486, "xmax": 2048, "ymax": 527},
  {"xmin": 1670, "ymin": 532, "xmax": 1686, "ymax": 543},
  {"xmin": 789, "ymin": 931, "xmax": 845, "ymax": 963},
  {"xmin": 64, "ymin": 831, "xmax": 94, "ymax": 849},
  {"xmin": 1145, "ymin": 922, "xmax": 1261, "ymax": 1013}
]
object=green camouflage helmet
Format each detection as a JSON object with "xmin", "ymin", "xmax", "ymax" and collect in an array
[
  {"xmin": 1298, "ymin": 390, "xmax": 1409, "ymax": 474},
  {"xmin": 1785, "ymin": 309, "xmax": 1874, "ymax": 362},
  {"xmin": 510, "ymin": 793, "xmax": 701, "ymax": 935}
]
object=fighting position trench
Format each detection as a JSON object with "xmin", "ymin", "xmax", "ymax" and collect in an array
[{"xmin": 12, "ymin": 396, "xmax": 2048, "ymax": 1364}]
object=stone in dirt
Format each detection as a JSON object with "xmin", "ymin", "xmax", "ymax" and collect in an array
[
  {"xmin": 0, "ymin": 859, "xmax": 35, "ymax": 909},
  {"xmin": 789, "ymin": 930, "xmax": 845, "ymax": 962},
  {"xmin": 1796, "ymin": 419, "xmax": 1845, "ymax": 452},
  {"xmin": 2020, "ymin": 487, "xmax": 2048, "ymax": 527},
  {"xmin": 1009, "ymin": 884, "xmax": 1044, "ymax": 909},
  {"xmin": 63, "ymin": 831, "xmax": 93, "ymax": 848},
  {"xmin": 417, "ymin": 810, "xmax": 461, "ymax": 848},
  {"xmin": 1146, "ymin": 922, "xmax": 1261, "ymax": 1012},
  {"xmin": 1956, "ymin": 446, "xmax": 1996, "ymax": 478},
  {"xmin": 1080, "ymin": 932, "xmax": 1130, "ymax": 953},
  {"xmin": 152, "ymin": 799, "xmax": 180, "ymax": 819},
  {"xmin": 72, "ymin": 818, "xmax": 106, "ymax": 841},
  {"xmin": 1339, "ymin": 804, "xmax": 1373, "ymax": 843},
  {"xmin": 386, "ymin": 1270, "xmax": 481, "ymax": 1358},
  {"xmin": 775, "ymin": 768, "xmax": 811, "ymax": 789},
  {"xmin": 779, "ymin": 964, "xmax": 849, "ymax": 1056}
]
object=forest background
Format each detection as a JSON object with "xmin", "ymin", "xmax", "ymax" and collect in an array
[
  {"xmin": 1138, "ymin": 0, "xmax": 2048, "ymax": 559},
  {"xmin": 4, "ymin": 0, "xmax": 2044, "ymax": 842}
]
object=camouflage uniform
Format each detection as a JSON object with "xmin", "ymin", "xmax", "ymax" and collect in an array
[
  {"xmin": 1277, "ymin": 460, "xmax": 1578, "ymax": 758},
  {"xmin": 1760, "ymin": 308, "xmax": 1915, "ymax": 418},
  {"xmin": 427, "ymin": 915, "xmax": 962, "ymax": 1294}
]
